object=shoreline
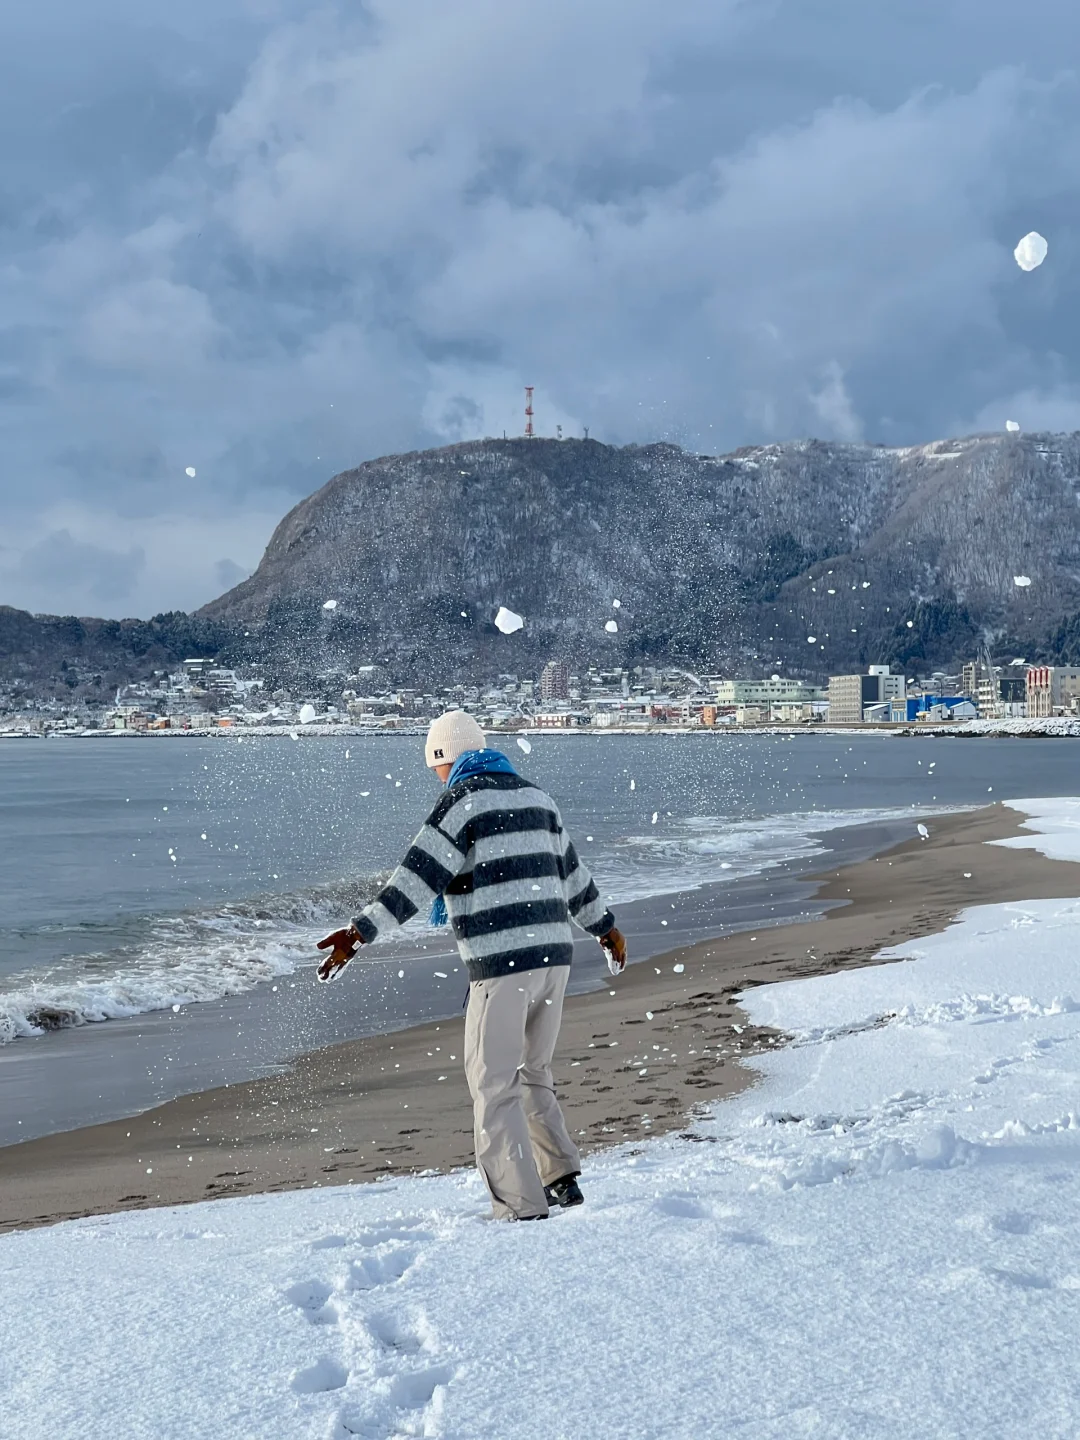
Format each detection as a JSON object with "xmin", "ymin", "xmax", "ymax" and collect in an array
[
  {"xmin": 4, "ymin": 804, "xmax": 1080, "ymax": 1232},
  {"xmin": 0, "ymin": 813, "xmax": 930, "ymax": 1145}
]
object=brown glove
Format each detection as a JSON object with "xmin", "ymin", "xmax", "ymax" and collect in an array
[
  {"xmin": 599, "ymin": 925, "xmax": 627, "ymax": 975},
  {"xmin": 316, "ymin": 925, "xmax": 363, "ymax": 982}
]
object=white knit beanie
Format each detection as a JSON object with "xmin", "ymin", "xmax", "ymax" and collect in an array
[{"xmin": 424, "ymin": 709, "xmax": 486, "ymax": 768}]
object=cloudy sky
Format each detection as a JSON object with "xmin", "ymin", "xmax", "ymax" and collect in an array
[{"xmin": 2, "ymin": 0, "xmax": 1078, "ymax": 618}]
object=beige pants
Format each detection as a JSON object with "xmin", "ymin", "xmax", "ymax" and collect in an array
[{"xmin": 464, "ymin": 965, "xmax": 581, "ymax": 1219}]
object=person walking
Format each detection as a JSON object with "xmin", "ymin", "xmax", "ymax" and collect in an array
[{"xmin": 316, "ymin": 709, "xmax": 627, "ymax": 1221}]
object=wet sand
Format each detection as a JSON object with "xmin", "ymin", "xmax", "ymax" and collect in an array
[{"xmin": 3, "ymin": 804, "xmax": 1079, "ymax": 1233}]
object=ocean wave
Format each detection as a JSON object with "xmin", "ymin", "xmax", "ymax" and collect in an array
[
  {"xmin": 0, "ymin": 805, "xmax": 952, "ymax": 1045},
  {"xmin": 597, "ymin": 804, "xmax": 962, "ymax": 904},
  {"xmin": 0, "ymin": 872, "xmax": 391, "ymax": 1045}
]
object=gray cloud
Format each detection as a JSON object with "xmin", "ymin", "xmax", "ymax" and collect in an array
[
  {"xmin": 15, "ymin": 529, "xmax": 145, "ymax": 611},
  {"xmin": 1, "ymin": 0, "xmax": 1080, "ymax": 616}
]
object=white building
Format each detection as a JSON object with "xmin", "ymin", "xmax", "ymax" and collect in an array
[{"xmin": 710, "ymin": 677, "xmax": 818, "ymax": 706}]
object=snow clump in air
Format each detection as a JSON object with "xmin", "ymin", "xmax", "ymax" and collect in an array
[
  {"xmin": 917, "ymin": 824, "xmax": 930, "ymax": 840},
  {"xmin": 1014, "ymin": 231, "xmax": 1048, "ymax": 271},
  {"xmin": 1014, "ymin": 575, "xmax": 1032, "ymax": 587},
  {"xmin": 322, "ymin": 599, "xmax": 338, "ymax": 611},
  {"xmin": 298, "ymin": 704, "xmax": 317, "ymax": 725},
  {"xmin": 516, "ymin": 737, "xmax": 532, "ymax": 754},
  {"xmin": 1006, "ymin": 421, "xmax": 1021, "ymax": 433},
  {"xmin": 605, "ymin": 619, "xmax": 618, "ymax": 633},
  {"xmin": 612, "ymin": 599, "xmax": 622, "ymax": 609},
  {"xmin": 184, "ymin": 466, "xmax": 196, "ymax": 478},
  {"xmin": 807, "ymin": 636, "xmax": 817, "ymax": 644},
  {"xmin": 494, "ymin": 606, "xmax": 524, "ymax": 634}
]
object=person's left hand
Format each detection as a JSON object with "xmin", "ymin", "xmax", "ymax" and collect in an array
[
  {"xmin": 599, "ymin": 925, "xmax": 627, "ymax": 976},
  {"xmin": 316, "ymin": 925, "xmax": 362, "ymax": 982}
]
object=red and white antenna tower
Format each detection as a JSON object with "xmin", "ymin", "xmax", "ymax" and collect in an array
[{"xmin": 524, "ymin": 385, "xmax": 534, "ymax": 438}]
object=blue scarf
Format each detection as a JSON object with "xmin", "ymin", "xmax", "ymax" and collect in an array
[{"xmin": 429, "ymin": 748, "xmax": 518, "ymax": 926}]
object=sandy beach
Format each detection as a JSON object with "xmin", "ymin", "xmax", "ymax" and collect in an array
[{"xmin": 4, "ymin": 802, "xmax": 1079, "ymax": 1233}]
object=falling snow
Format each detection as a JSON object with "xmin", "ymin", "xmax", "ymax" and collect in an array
[
  {"xmin": 494, "ymin": 607, "xmax": 524, "ymax": 634},
  {"xmin": 1014, "ymin": 230, "xmax": 1048, "ymax": 271}
]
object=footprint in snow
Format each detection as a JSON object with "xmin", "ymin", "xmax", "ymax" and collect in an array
[
  {"xmin": 368, "ymin": 1310, "xmax": 430, "ymax": 1357},
  {"xmin": 353, "ymin": 1222, "xmax": 435, "ymax": 1249},
  {"xmin": 986, "ymin": 1266, "xmax": 1053, "ymax": 1290},
  {"xmin": 333, "ymin": 1364, "xmax": 455, "ymax": 1438},
  {"xmin": 990, "ymin": 1209, "xmax": 1037, "ymax": 1236},
  {"xmin": 346, "ymin": 1245, "xmax": 419, "ymax": 1292},
  {"xmin": 653, "ymin": 1193, "xmax": 711, "ymax": 1220},
  {"xmin": 284, "ymin": 1278, "xmax": 339, "ymax": 1327},
  {"xmin": 290, "ymin": 1355, "xmax": 349, "ymax": 1394}
]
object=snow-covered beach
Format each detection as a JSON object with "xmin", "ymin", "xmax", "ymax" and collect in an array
[{"xmin": 4, "ymin": 797, "xmax": 1080, "ymax": 1438}]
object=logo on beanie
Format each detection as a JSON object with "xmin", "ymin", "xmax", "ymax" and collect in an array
[{"xmin": 433, "ymin": 747, "xmax": 444, "ymax": 759}]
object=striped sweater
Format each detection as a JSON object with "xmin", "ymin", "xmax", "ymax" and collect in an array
[{"xmin": 351, "ymin": 771, "xmax": 615, "ymax": 981}]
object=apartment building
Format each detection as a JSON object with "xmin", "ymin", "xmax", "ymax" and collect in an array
[
  {"xmin": 827, "ymin": 666, "xmax": 904, "ymax": 723},
  {"xmin": 1026, "ymin": 666, "xmax": 1080, "ymax": 718}
]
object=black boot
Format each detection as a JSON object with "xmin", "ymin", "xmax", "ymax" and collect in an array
[{"xmin": 544, "ymin": 1174, "xmax": 584, "ymax": 1208}]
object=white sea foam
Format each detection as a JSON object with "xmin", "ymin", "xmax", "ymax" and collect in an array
[
  {"xmin": 595, "ymin": 805, "xmax": 961, "ymax": 906},
  {"xmin": 0, "ymin": 875, "xmax": 389, "ymax": 1045}
]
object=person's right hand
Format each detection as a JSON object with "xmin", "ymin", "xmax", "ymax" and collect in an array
[
  {"xmin": 316, "ymin": 925, "xmax": 362, "ymax": 982},
  {"xmin": 599, "ymin": 925, "xmax": 627, "ymax": 976}
]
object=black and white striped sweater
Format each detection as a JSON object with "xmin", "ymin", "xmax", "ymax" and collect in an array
[{"xmin": 351, "ymin": 771, "xmax": 615, "ymax": 981}]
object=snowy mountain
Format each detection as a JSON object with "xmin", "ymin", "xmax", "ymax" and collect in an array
[
  {"xmin": 5, "ymin": 431, "xmax": 1080, "ymax": 699},
  {"xmin": 201, "ymin": 431, "xmax": 1080, "ymax": 683}
]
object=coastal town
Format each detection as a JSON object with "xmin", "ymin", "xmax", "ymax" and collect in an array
[{"xmin": 2, "ymin": 654, "xmax": 1078, "ymax": 737}]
